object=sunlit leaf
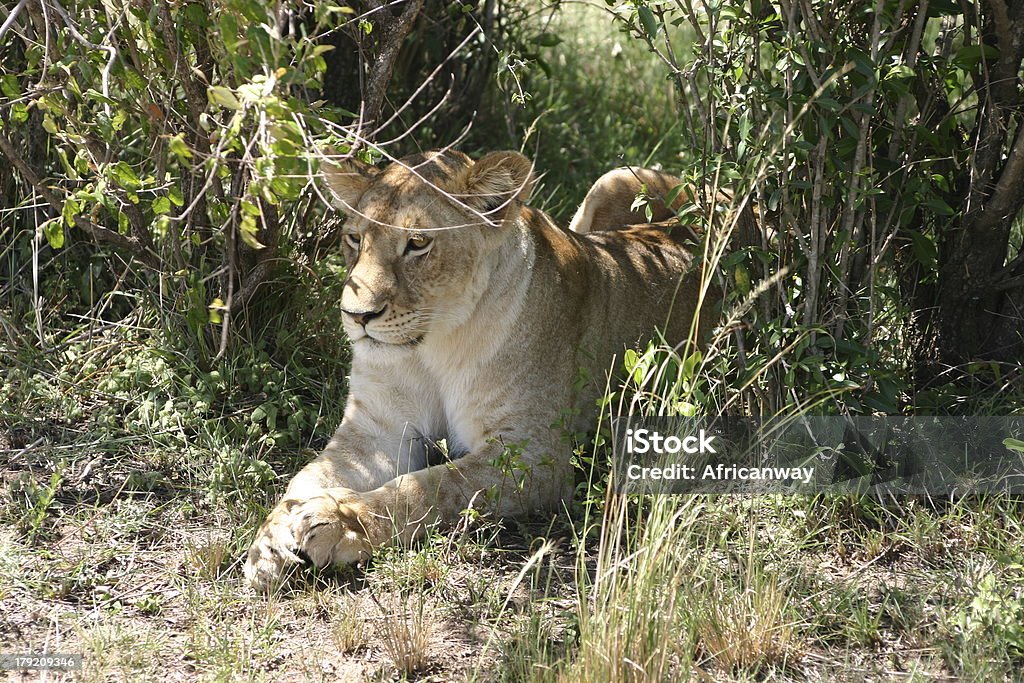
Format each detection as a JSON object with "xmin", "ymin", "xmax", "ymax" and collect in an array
[{"xmin": 207, "ymin": 86, "xmax": 242, "ymax": 110}]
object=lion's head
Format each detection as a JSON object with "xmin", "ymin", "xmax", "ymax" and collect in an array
[{"xmin": 323, "ymin": 150, "xmax": 534, "ymax": 347}]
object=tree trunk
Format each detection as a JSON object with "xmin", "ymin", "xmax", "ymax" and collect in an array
[{"xmin": 929, "ymin": 1, "xmax": 1024, "ymax": 369}]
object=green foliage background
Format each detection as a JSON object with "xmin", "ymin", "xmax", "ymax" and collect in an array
[{"xmin": 4, "ymin": 0, "xmax": 1022, "ymax": 427}]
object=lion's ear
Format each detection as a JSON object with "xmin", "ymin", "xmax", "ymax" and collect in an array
[
  {"xmin": 323, "ymin": 155, "xmax": 378, "ymax": 214},
  {"xmin": 459, "ymin": 151, "xmax": 534, "ymax": 216}
]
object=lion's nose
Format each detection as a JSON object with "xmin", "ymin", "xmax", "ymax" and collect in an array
[{"xmin": 344, "ymin": 305, "xmax": 387, "ymax": 327}]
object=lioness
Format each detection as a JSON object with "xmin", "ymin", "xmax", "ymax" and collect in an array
[{"xmin": 244, "ymin": 150, "xmax": 716, "ymax": 590}]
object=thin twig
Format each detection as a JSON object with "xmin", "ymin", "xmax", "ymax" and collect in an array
[
  {"xmin": 0, "ymin": 0, "xmax": 28, "ymax": 43},
  {"xmin": 46, "ymin": 0, "xmax": 118, "ymax": 116}
]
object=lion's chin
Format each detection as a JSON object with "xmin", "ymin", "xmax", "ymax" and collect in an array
[{"xmin": 356, "ymin": 332, "xmax": 425, "ymax": 347}]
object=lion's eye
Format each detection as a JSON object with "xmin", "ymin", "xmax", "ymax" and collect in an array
[
  {"xmin": 405, "ymin": 234, "xmax": 433, "ymax": 255},
  {"xmin": 344, "ymin": 233, "xmax": 361, "ymax": 250}
]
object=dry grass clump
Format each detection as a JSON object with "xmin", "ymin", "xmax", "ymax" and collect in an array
[
  {"xmin": 695, "ymin": 573, "xmax": 802, "ymax": 673},
  {"xmin": 375, "ymin": 594, "xmax": 434, "ymax": 677}
]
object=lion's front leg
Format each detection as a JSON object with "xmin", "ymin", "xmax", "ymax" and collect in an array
[
  {"xmin": 243, "ymin": 487, "xmax": 389, "ymax": 591},
  {"xmin": 244, "ymin": 360, "xmax": 438, "ymax": 590}
]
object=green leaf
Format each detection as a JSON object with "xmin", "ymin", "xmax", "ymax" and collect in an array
[
  {"xmin": 207, "ymin": 86, "xmax": 242, "ymax": 110},
  {"xmin": 153, "ymin": 215, "xmax": 169, "ymax": 237},
  {"xmin": 123, "ymin": 68, "xmax": 146, "ymax": 90},
  {"xmin": 733, "ymin": 263, "xmax": 751, "ymax": 296},
  {"xmin": 1004, "ymin": 438, "xmax": 1024, "ymax": 454},
  {"xmin": 664, "ymin": 182, "xmax": 688, "ymax": 210},
  {"xmin": 153, "ymin": 196, "xmax": 171, "ymax": 215},
  {"xmin": 637, "ymin": 6, "xmax": 658, "ymax": 40},
  {"xmin": 532, "ymin": 33, "xmax": 562, "ymax": 47},
  {"xmin": 624, "ymin": 348, "xmax": 639, "ymax": 374},
  {"xmin": 208, "ymin": 297, "xmax": 225, "ymax": 325},
  {"xmin": 84, "ymin": 89, "xmax": 116, "ymax": 105},
  {"xmin": 682, "ymin": 350, "xmax": 702, "ymax": 381},
  {"xmin": 183, "ymin": 2, "xmax": 209, "ymax": 27},
  {"xmin": 40, "ymin": 217, "xmax": 65, "ymax": 249},
  {"xmin": 886, "ymin": 64, "xmax": 915, "ymax": 80},
  {"xmin": 921, "ymin": 197, "xmax": 955, "ymax": 216},
  {"xmin": 673, "ymin": 400, "xmax": 697, "ymax": 417},
  {"xmin": 0, "ymin": 74, "xmax": 20, "ymax": 98},
  {"xmin": 168, "ymin": 134, "xmax": 193, "ymax": 163},
  {"xmin": 240, "ymin": 199, "xmax": 261, "ymax": 216},
  {"xmin": 953, "ymin": 44, "xmax": 1000, "ymax": 69},
  {"xmin": 251, "ymin": 402, "xmax": 278, "ymax": 429},
  {"xmin": 168, "ymin": 186, "xmax": 185, "ymax": 207},
  {"xmin": 62, "ymin": 198, "xmax": 81, "ymax": 227},
  {"xmin": 108, "ymin": 161, "xmax": 141, "ymax": 190},
  {"xmin": 816, "ymin": 97, "xmax": 842, "ymax": 111},
  {"xmin": 239, "ymin": 213, "xmax": 265, "ymax": 249},
  {"xmin": 55, "ymin": 148, "xmax": 79, "ymax": 180},
  {"xmin": 219, "ymin": 14, "xmax": 240, "ymax": 55}
]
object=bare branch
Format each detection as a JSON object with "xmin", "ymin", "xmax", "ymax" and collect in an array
[
  {"xmin": 0, "ymin": 0, "xmax": 28, "ymax": 43},
  {"xmin": 120, "ymin": 202, "xmax": 156, "ymax": 255},
  {"xmin": 984, "ymin": 120, "xmax": 1024, "ymax": 223},
  {"xmin": 156, "ymin": 1, "xmax": 206, "ymax": 130},
  {"xmin": 369, "ymin": 24, "xmax": 481, "ymax": 140},
  {"xmin": 360, "ymin": 0, "xmax": 426, "ymax": 142}
]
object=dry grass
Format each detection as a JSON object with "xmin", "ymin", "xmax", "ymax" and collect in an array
[
  {"xmin": 324, "ymin": 594, "xmax": 372, "ymax": 654},
  {"xmin": 5, "ymin": 434, "xmax": 1024, "ymax": 681},
  {"xmin": 695, "ymin": 573, "xmax": 801, "ymax": 674},
  {"xmin": 374, "ymin": 594, "xmax": 435, "ymax": 677}
]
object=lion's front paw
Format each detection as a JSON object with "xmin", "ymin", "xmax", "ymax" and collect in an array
[{"xmin": 243, "ymin": 492, "xmax": 375, "ymax": 592}]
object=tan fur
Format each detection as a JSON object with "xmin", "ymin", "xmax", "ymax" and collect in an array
[
  {"xmin": 244, "ymin": 150, "xmax": 717, "ymax": 591},
  {"xmin": 568, "ymin": 167, "xmax": 686, "ymax": 233},
  {"xmin": 568, "ymin": 166, "xmax": 760, "ymax": 245}
]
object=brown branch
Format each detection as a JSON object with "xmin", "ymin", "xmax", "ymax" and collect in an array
[
  {"xmin": 156, "ymin": 1, "xmax": 206, "ymax": 132},
  {"xmin": 0, "ymin": 0, "xmax": 28, "ymax": 43},
  {"xmin": 232, "ymin": 259, "xmax": 277, "ymax": 312},
  {"xmin": 671, "ymin": 0, "xmax": 706, "ymax": 44},
  {"xmin": 993, "ymin": 271, "xmax": 1024, "ymax": 292},
  {"xmin": 887, "ymin": 0, "xmax": 929, "ymax": 159},
  {"xmin": 121, "ymin": 201, "xmax": 156, "ymax": 255},
  {"xmin": 154, "ymin": 0, "xmax": 220, "ymax": 241},
  {"xmin": 962, "ymin": 0, "xmax": 1024, "ymax": 225},
  {"xmin": 232, "ymin": 199, "xmax": 282, "ymax": 313},
  {"xmin": 988, "ymin": 0, "xmax": 1012, "ymax": 66},
  {"xmin": 983, "ymin": 118, "xmax": 1024, "ymax": 224},
  {"xmin": 833, "ymin": 0, "xmax": 885, "ymax": 340},
  {"xmin": 0, "ymin": 130, "xmax": 159, "ymax": 268},
  {"xmin": 360, "ymin": 0, "xmax": 425, "ymax": 140}
]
